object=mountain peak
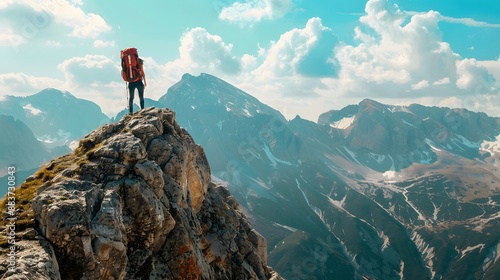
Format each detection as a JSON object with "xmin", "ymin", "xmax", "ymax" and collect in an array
[
  {"xmin": 358, "ymin": 98, "xmax": 386, "ymax": 112},
  {"xmin": 1, "ymin": 108, "xmax": 281, "ymax": 280},
  {"xmin": 34, "ymin": 88, "xmax": 74, "ymax": 99},
  {"xmin": 181, "ymin": 72, "xmax": 221, "ymax": 82},
  {"xmin": 181, "ymin": 72, "xmax": 194, "ymax": 80},
  {"xmin": 160, "ymin": 73, "xmax": 287, "ymax": 122}
]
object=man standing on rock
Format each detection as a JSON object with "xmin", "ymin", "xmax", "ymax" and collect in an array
[{"xmin": 120, "ymin": 48, "xmax": 147, "ymax": 114}]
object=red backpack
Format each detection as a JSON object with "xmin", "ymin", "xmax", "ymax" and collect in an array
[{"xmin": 120, "ymin": 48, "xmax": 143, "ymax": 82}]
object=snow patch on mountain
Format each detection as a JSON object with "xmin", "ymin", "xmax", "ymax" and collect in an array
[
  {"xmin": 412, "ymin": 232, "xmax": 436, "ymax": 279},
  {"xmin": 482, "ymin": 242, "xmax": 500, "ymax": 274},
  {"xmin": 460, "ymin": 244, "xmax": 485, "ymax": 259},
  {"xmin": 452, "ymin": 134, "xmax": 482, "ymax": 149},
  {"xmin": 370, "ymin": 153, "xmax": 387, "ymax": 164},
  {"xmin": 383, "ymin": 171, "xmax": 398, "ymax": 180},
  {"xmin": 263, "ymin": 144, "xmax": 293, "ymax": 168},
  {"xmin": 419, "ymin": 150, "xmax": 433, "ymax": 164},
  {"xmin": 342, "ymin": 146, "xmax": 363, "ymax": 166},
  {"xmin": 272, "ymin": 222, "xmax": 297, "ymax": 233},
  {"xmin": 327, "ymin": 194, "xmax": 349, "ymax": 214},
  {"xmin": 401, "ymin": 119, "xmax": 416, "ymax": 128},
  {"xmin": 296, "ymin": 178, "xmax": 325, "ymax": 223},
  {"xmin": 481, "ymin": 135, "xmax": 500, "ymax": 156},
  {"xmin": 330, "ymin": 116, "xmax": 355, "ymax": 129},
  {"xmin": 425, "ymin": 139, "xmax": 442, "ymax": 151},
  {"xmin": 388, "ymin": 106, "xmax": 412, "ymax": 114},
  {"xmin": 23, "ymin": 104, "xmax": 42, "ymax": 116},
  {"xmin": 402, "ymin": 188, "xmax": 428, "ymax": 224}
]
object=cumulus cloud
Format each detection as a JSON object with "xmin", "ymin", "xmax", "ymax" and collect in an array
[
  {"xmin": 219, "ymin": 0, "xmax": 293, "ymax": 25},
  {"xmin": 58, "ymin": 55, "xmax": 121, "ymax": 89},
  {"xmin": 55, "ymin": 55, "xmax": 130, "ymax": 116},
  {"xmin": 0, "ymin": 72, "xmax": 64, "ymax": 95},
  {"xmin": 235, "ymin": 17, "xmax": 340, "ymax": 102},
  {"xmin": 456, "ymin": 58, "xmax": 496, "ymax": 93},
  {"xmin": 93, "ymin": 39, "xmax": 115, "ymax": 48},
  {"xmin": 254, "ymin": 17, "xmax": 339, "ymax": 78},
  {"xmin": 0, "ymin": 0, "xmax": 111, "ymax": 48},
  {"xmin": 0, "ymin": 28, "xmax": 25, "ymax": 47},
  {"xmin": 165, "ymin": 27, "xmax": 243, "ymax": 77},
  {"xmin": 333, "ymin": 0, "xmax": 497, "ymax": 99}
]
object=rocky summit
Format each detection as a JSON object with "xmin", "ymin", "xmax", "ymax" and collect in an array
[{"xmin": 0, "ymin": 107, "xmax": 281, "ymax": 280}]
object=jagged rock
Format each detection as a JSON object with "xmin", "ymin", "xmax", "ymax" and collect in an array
[{"xmin": 0, "ymin": 107, "xmax": 282, "ymax": 280}]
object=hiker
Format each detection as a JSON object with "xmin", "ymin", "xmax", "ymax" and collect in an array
[
  {"xmin": 120, "ymin": 48, "xmax": 147, "ymax": 114},
  {"xmin": 128, "ymin": 59, "xmax": 147, "ymax": 114}
]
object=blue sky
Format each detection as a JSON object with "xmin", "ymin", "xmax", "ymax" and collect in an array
[{"xmin": 1, "ymin": 0, "xmax": 499, "ymax": 121}]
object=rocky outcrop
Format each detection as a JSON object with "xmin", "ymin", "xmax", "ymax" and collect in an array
[{"xmin": 0, "ymin": 107, "xmax": 281, "ymax": 280}]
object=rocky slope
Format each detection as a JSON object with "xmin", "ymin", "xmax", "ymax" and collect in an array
[{"xmin": 0, "ymin": 107, "xmax": 281, "ymax": 280}]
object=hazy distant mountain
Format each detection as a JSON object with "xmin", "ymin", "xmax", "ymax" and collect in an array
[
  {"xmin": 0, "ymin": 115, "xmax": 48, "ymax": 174},
  {"xmin": 158, "ymin": 73, "xmax": 500, "ymax": 280},
  {"xmin": 318, "ymin": 99, "xmax": 500, "ymax": 170},
  {"xmin": 0, "ymin": 115, "xmax": 69, "ymax": 179},
  {"xmin": 0, "ymin": 88, "xmax": 110, "ymax": 147}
]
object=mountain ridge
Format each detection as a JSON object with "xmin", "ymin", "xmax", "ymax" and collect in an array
[{"xmin": 156, "ymin": 73, "xmax": 500, "ymax": 279}]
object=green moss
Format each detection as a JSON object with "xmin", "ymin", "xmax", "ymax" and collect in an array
[{"xmin": 0, "ymin": 137, "xmax": 103, "ymax": 247}]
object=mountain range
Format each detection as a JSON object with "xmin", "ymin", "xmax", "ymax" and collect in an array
[{"xmin": 1, "ymin": 73, "xmax": 499, "ymax": 279}]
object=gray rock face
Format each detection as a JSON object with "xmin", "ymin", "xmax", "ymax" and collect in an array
[{"xmin": 0, "ymin": 108, "xmax": 281, "ymax": 280}]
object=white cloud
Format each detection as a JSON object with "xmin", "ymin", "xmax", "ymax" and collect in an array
[
  {"xmin": 219, "ymin": 0, "xmax": 293, "ymax": 25},
  {"xmin": 411, "ymin": 80, "xmax": 429, "ymax": 90},
  {"xmin": 241, "ymin": 54, "xmax": 258, "ymax": 70},
  {"xmin": 436, "ymin": 15, "xmax": 500, "ymax": 28},
  {"xmin": 0, "ymin": 72, "xmax": 64, "ymax": 95},
  {"xmin": 93, "ymin": 39, "xmax": 115, "ymax": 48},
  {"xmin": 0, "ymin": 28, "xmax": 25, "ymax": 47},
  {"xmin": 433, "ymin": 77, "xmax": 451, "ymax": 86},
  {"xmin": 58, "ymin": 55, "xmax": 121, "ymax": 89},
  {"xmin": 479, "ymin": 59, "xmax": 500, "ymax": 83},
  {"xmin": 254, "ymin": 17, "xmax": 339, "ymax": 78},
  {"xmin": 456, "ymin": 58, "xmax": 496, "ymax": 92},
  {"xmin": 0, "ymin": 0, "xmax": 111, "ymax": 48},
  {"xmin": 405, "ymin": 12, "xmax": 500, "ymax": 28},
  {"xmin": 332, "ymin": 0, "xmax": 497, "ymax": 99},
  {"xmin": 238, "ymin": 0, "xmax": 499, "ymax": 120},
  {"xmin": 165, "ymin": 27, "xmax": 243, "ymax": 77},
  {"xmin": 55, "ymin": 54, "xmax": 127, "ymax": 117}
]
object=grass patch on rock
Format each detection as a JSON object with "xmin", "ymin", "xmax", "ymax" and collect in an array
[{"xmin": 0, "ymin": 139, "xmax": 100, "ymax": 248}]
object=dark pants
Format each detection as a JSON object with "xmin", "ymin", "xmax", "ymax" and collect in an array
[{"xmin": 128, "ymin": 81, "xmax": 144, "ymax": 113}]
